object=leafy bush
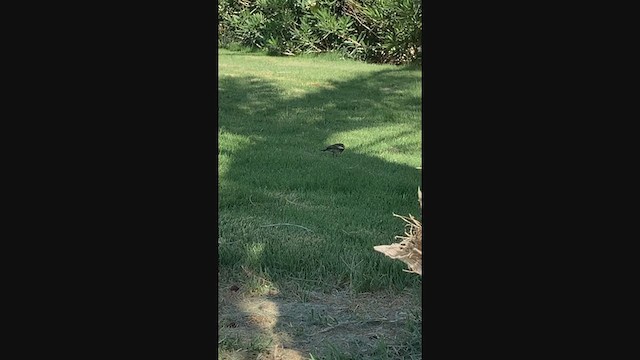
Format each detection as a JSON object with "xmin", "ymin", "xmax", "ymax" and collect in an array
[{"xmin": 218, "ymin": 0, "xmax": 421, "ymax": 64}]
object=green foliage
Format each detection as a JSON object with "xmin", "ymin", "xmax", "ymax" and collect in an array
[
  {"xmin": 218, "ymin": 0, "xmax": 421, "ymax": 64},
  {"xmin": 228, "ymin": 10, "xmax": 267, "ymax": 48}
]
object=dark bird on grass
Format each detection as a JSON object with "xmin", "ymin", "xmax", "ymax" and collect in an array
[{"xmin": 321, "ymin": 143, "xmax": 345, "ymax": 156}]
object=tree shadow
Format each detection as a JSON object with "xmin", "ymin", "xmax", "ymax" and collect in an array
[{"xmin": 218, "ymin": 59, "xmax": 421, "ymax": 358}]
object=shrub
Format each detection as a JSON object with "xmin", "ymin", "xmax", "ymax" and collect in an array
[{"xmin": 218, "ymin": 0, "xmax": 422, "ymax": 64}]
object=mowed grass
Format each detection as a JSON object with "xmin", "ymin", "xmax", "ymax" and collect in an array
[{"xmin": 218, "ymin": 48, "xmax": 422, "ymax": 294}]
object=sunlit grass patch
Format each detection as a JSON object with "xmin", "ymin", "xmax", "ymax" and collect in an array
[{"xmin": 218, "ymin": 48, "xmax": 422, "ymax": 294}]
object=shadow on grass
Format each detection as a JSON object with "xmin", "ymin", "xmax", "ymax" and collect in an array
[{"xmin": 218, "ymin": 59, "xmax": 421, "ymax": 359}]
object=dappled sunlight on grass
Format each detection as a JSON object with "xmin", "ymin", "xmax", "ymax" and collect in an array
[
  {"xmin": 329, "ymin": 124, "xmax": 421, "ymax": 168},
  {"xmin": 219, "ymin": 47, "xmax": 421, "ymax": 360},
  {"xmin": 218, "ymin": 130, "xmax": 257, "ymax": 179},
  {"xmin": 218, "ymin": 50, "xmax": 421, "ymax": 291},
  {"xmin": 245, "ymin": 242, "xmax": 266, "ymax": 266}
]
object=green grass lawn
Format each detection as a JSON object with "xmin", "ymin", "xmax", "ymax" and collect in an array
[{"xmin": 218, "ymin": 48, "xmax": 422, "ymax": 294}]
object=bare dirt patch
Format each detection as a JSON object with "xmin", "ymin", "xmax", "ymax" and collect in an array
[{"xmin": 219, "ymin": 279, "xmax": 421, "ymax": 360}]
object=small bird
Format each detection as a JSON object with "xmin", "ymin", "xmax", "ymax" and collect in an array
[{"xmin": 321, "ymin": 143, "xmax": 345, "ymax": 156}]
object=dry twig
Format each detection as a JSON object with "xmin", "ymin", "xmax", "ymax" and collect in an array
[{"xmin": 260, "ymin": 223, "xmax": 313, "ymax": 232}]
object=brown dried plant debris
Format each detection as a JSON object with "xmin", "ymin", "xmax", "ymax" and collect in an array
[{"xmin": 374, "ymin": 213, "xmax": 422, "ymax": 276}]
